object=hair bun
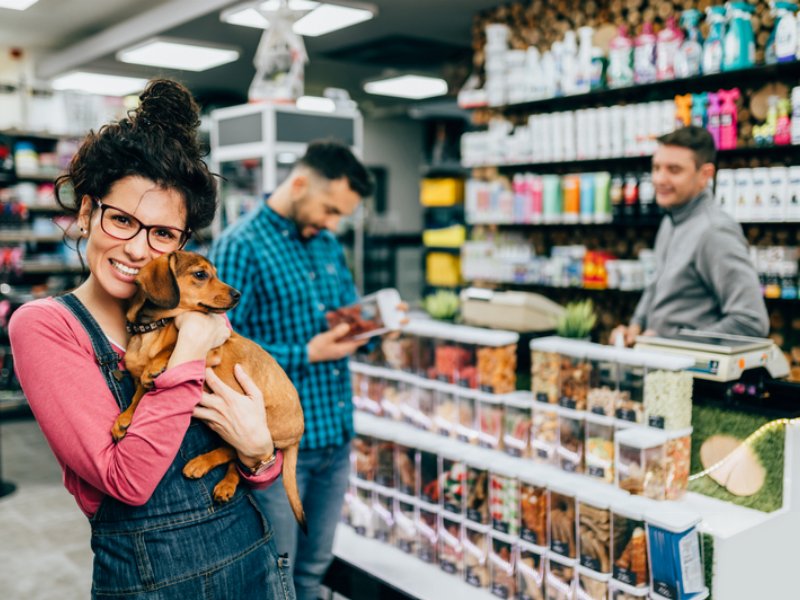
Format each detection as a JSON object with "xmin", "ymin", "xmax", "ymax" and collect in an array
[{"xmin": 134, "ymin": 79, "xmax": 201, "ymax": 150}]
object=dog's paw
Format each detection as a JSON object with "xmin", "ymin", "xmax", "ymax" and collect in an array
[
  {"xmin": 213, "ymin": 480, "xmax": 238, "ymax": 503},
  {"xmin": 110, "ymin": 418, "xmax": 130, "ymax": 442},
  {"xmin": 182, "ymin": 457, "xmax": 210, "ymax": 479}
]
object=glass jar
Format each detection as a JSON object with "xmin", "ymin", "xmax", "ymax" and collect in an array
[
  {"xmin": 519, "ymin": 473, "xmax": 548, "ymax": 548},
  {"xmin": 438, "ymin": 512, "xmax": 464, "ymax": 576},
  {"xmin": 532, "ymin": 350, "xmax": 561, "ymax": 405},
  {"xmin": 372, "ymin": 486, "xmax": 395, "ymax": 544},
  {"xmin": 490, "ymin": 532, "xmax": 518, "ymax": 600},
  {"xmin": 463, "ymin": 522, "xmax": 491, "ymax": 588},
  {"xmin": 578, "ymin": 569, "xmax": 611, "ymax": 600},
  {"xmin": 465, "ymin": 452, "xmax": 490, "ymax": 525},
  {"xmin": 416, "ymin": 501, "xmax": 439, "ymax": 564},
  {"xmin": 557, "ymin": 408, "xmax": 585, "ymax": 474},
  {"xmin": 611, "ymin": 497, "xmax": 649, "ymax": 590},
  {"xmin": 578, "ymin": 493, "xmax": 614, "ymax": 575},
  {"xmin": 457, "ymin": 388, "xmax": 480, "ymax": 445},
  {"xmin": 585, "ymin": 413, "xmax": 615, "ymax": 484},
  {"xmin": 615, "ymin": 427, "xmax": 668, "ymax": 500},
  {"xmin": 478, "ymin": 392, "xmax": 504, "ymax": 450},
  {"xmin": 439, "ymin": 450, "xmax": 467, "ymax": 515},
  {"xmin": 477, "ymin": 342, "xmax": 518, "ymax": 394},
  {"xmin": 352, "ymin": 434, "xmax": 376, "ymax": 482},
  {"xmin": 503, "ymin": 392, "xmax": 533, "ymax": 458},
  {"xmin": 517, "ymin": 541, "xmax": 546, "ymax": 600},
  {"xmin": 531, "ymin": 402, "xmax": 560, "ymax": 465},
  {"xmin": 433, "ymin": 383, "xmax": 459, "ymax": 438},
  {"xmin": 546, "ymin": 555, "xmax": 576, "ymax": 600},
  {"xmin": 490, "ymin": 460, "xmax": 520, "ymax": 536},
  {"xmin": 549, "ymin": 484, "xmax": 577, "ymax": 560},
  {"xmin": 394, "ymin": 493, "xmax": 418, "ymax": 555}
]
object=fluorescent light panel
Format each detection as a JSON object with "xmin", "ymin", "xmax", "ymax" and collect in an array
[
  {"xmin": 51, "ymin": 72, "xmax": 148, "ymax": 97},
  {"xmin": 364, "ymin": 75, "xmax": 448, "ymax": 100},
  {"xmin": 296, "ymin": 95, "xmax": 336, "ymax": 112},
  {"xmin": 221, "ymin": 1, "xmax": 319, "ymax": 29},
  {"xmin": 117, "ymin": 39, "xmax": 239, "ymax": 72},
  {"xmin": 0, "ymin": 0, "xmax": 39, "ymax": 10},
  {"xmin": 221, "ymin": 1, "xmax": 373, "ymax": 36}
]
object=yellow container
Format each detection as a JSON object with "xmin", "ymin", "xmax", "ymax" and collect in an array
[
  {"xmin": 426, "ymin": 252, "xmax": 461, "ymax": 286},
  {"xmin": 420, "ymin": 178, "xmax": 465, "ymax": 206},
  {"xmin": 422, "ymin": 225, "xmax": 466, "ymax": 248}
]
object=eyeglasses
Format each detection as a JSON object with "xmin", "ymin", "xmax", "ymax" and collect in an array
[{"xmin": 94, "ymin": 200, "xmax": 190, "ymax": 252}]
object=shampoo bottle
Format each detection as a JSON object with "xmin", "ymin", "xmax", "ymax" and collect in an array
[
  {"xmin": 691, "ymin": 93, "xmax": 709, "ymax": 127},
  {"xmin": 703, "ymin": 6, "xmax": 727, "ymax": 74},
  {"xmin": 675, "ymin": 94, "xmax": 693, "ymax": 128},
  {"xmin": 634, "ymin": 22, "xmax": 658, "ymax": 84},
  {"xmin": 770, "ymin": 1, "xmax": 798, "ymax": 62},
  {"xmin": 676, "ymin": 9, "xmax": 704, "ymax": 78},
  {"xmin": 656, "ymin": 16, "xmax": 684, "ymax": 81},
  {"xmin": 723, "ymin": 2, "xmax": 756, "ymax": 71},
  {"xmin": 706, "ymin": 92, "xmax": 723, "ymax": 148},
  {"xmin": 608, "ymin": 26, "xmax": 634, "ymax": 88}
]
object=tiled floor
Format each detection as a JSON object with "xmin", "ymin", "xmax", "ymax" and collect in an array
[{"xmin": 0, "ymin": 418, "xmax": 92, "ymax": 599}]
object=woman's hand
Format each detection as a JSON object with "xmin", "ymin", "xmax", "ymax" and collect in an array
[
  {"xmin": 192, "ymin": 365, "xmax": 274, "ymax": 467},
  {"xmin": 168, "ymin": 312, "xmax": 231, "ymax": 369}
]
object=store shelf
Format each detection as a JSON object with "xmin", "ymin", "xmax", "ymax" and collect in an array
[
  {"xmin": 14, "ymin": 172, "xmax": 59, "ymax": 183},
  {"xmin": 0, "ymin": 231, "xmax": 63, "ymax": 243},
  {"xmin": 332, "ymin": 525, "xmax": 490, "ymax": 600},
  {"xmin": 0, "ymin": 129, "xmax": 66, "ymax": 141},
  {"xmin": 20, "ymin": 261, "xmax": 82, "ymax": 274},
  {"xmin": 25, "ymin": 204, "xmax": 63, "ymax": 213},
  {"xmin": 494, "ymin": 61, "xmax": 800, "ymax": 115},
  {"xmin": 421, "ymin": 163, "xmax": 470, "ymax": 178}
]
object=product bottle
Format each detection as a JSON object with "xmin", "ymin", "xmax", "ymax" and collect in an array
[
  {"xmin": 767, "ymin": 1, "xmax": 798, "ymax": 63},
  {"xmin": 718, "ymin": 88, "xmax": 741, "ymax": 150},
  {"xmin": 580, "ymin": 173, "xmax": 595, "ymax": 223},
  {"xmin": 676, "ymin": 9, "xmax": 704, "ymax": 78},
  {"xmin": 542, "ymin": 175, "xmax": 562, "ymax": 223},
  {"xmin": 623, "ymin": 173, "xmax": 639, "ymax": 220},
  {"xmin": 656, "ymin": 16, "xmax": 684, "ymax": 81},
  {"xmin": 577, "ymin": 26, "xmax": 595, "ymax": 93},
  {"xmin": 675, "ymin": 94, "xmax": 693, "ymax": 128},
  {"xmin": 634, "ymin": 22, "xmax": 658, "ymax": 84},
  {"xmin": 703, "ymin": 6, "xmax": 727, "ymax": 74},
  {"xmin": 541, "ymin": 51, "xmax": 559, "ymax": 98},
  {"xmin": 590, "ymin": 47, "xmax": 607, "ymax": 90},
  {"xmin": 638, "ymin": 172, "xmax": 656, "ymax": 221},
  {"xmin": 610, "ymin": 174, "xmax": 625, "ymax": 221},
  {"xmin": 706, "ymin": 92, "xmax": 723, "ymax": 147},
  {"xmin": 775, "ymin": 98, "xmax": 792, "ymax": 145},
  {"xmin": 593, "ymin": 172, "xmax": 612, "ymax": 223},
  {"xmin": 529, "ymin": 174, "xmax": 544, "ymax": 224},
  {"xmin": 561, "ymin": 31, "xmax": 579, "ymax": 96},
  {"xmin": 562, "ymin": 174, "xmax": 581, "ymax": 222},
  {"xmin": 526, "ymin": 47, "xmax": 545, "ymax": 100},
  {"xmin": 791, "ymin": 86, "xmax": 800, "ymax": 144},
  {"xmin": 764, "ymin": 95, "xmax": 779, "ymax": 144},
  {"xmin": 723, "ymin": 2, "xmax": 756, "ymax": 71},
  {"xmin": 691, "ymin": 92, "xmax": 709, "ymax": 127},
  {"xmin": 608, "ymin": 26, "xmax": 634, "ymax": 88}
]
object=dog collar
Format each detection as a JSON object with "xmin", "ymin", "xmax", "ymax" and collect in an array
[{"xmin": 126, "ymin": 317, "xmax": 173, "ymax": 334}]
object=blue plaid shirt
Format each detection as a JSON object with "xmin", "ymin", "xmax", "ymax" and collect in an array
[{"xmin": 209, "ymin": 203, "xmax": 358, "ymax": 450}]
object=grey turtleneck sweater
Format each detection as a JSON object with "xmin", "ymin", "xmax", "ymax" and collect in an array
[{"xmin": 631, "ymin": 189, "xmax": 769, "ymax": 338}]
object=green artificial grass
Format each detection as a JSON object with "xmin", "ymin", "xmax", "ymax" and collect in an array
[
  {"xmin": 689, "ymin": 404, "xmax": 786, "ymax": 513},
  {"xmin": 702, "ymin": 532, "xmax": 715, "ymax": 599}
]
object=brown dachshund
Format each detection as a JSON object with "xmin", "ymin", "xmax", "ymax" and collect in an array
[{"xmin": 111, "ymin": 251, "xmax": 306, "ymax": 530}]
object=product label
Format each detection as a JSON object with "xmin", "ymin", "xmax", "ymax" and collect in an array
[
  {"xmin": 418, "ymin": 547, "xmax": 435, "ymax": 563},
  {"xmin": 580, "ymin": 555, "xmax": 602, "ymax": 572},
  {"xmin": 536, "ymin": 392, "xmax": 549, "ymax": 403},
  {"xmin": 679, "ymin": 531, "xmax": 705, "ymax": 593},
  {"xmin": 614, "ymin": 566, "xmax": 637, "ymax": 586},
  {"xmin": 521, "ymin": 528, "xmax": 540, "ymax": 546},
  {"xmin": 375, "ymin": 530, "xmax": 390, "ymax": 543},
  {"xmin": 536, "ymin": 448, "xmax": 551, "ymax": 460},
  {"xmin": 653, "ymin": 579, "xmax": 677, "ymax": 599},
  {"xmin": 648, "ymin": 415, "xmax": 666, "ymax": 429},
  {"xmin": 466, "ymin": 568, "xmax": 482, "ymax": 587},
  {"xmin": 551, "ymin": 539, "xmax": 571, "ymax": 557},
  {"xmin": 588, "ymin": 465, "xmax": 606, "ymax": 479},
  {"xmin": 492, "ymin": 519, "xmax": 510, "ymax": 534},
  {"xmin": 354, "ymin": 526, "xmax": 366, "ymax": 536},
  {"xmin": 444, "ymin": 501, "xmax": 461, "ymax": 514},
  {"xmin": 440, "ymin": 560, "xmax": 457, "ymax": 575},
  {"xmin": 559, "ymin": 397, "xmax": 577, "ymax": 410},
  {"xmin": 490, "ymin": 583, "xmax": 510, "ymax": 599},
  {"xmin": 560, "ymin": 459, "xmax": 577, "ymax": 473},
  {"xmin": 437, "ymin": 375, "xmax": 450, "ymax": 384},
  {"xmin": 616, "ymin": 408, "xmax": 638, "ymax": 422},
  {"xmin": 467, "ymin": 508, "xmax": 487, "ymax": 524}
]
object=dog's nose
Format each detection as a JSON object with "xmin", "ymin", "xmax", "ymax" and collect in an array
[{"xmin": 230, "ymin": 289, "xmax": 241, "ymax": 302}]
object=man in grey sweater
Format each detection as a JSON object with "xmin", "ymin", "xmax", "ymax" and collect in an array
[{"xmin": 612, "ymin": 126, "xmax": 769, "ymax": 346}]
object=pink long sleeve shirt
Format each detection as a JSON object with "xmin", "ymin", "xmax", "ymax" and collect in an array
[{"xmin": 9, "ymin": 297, "xmax": 282, "ymax": 518}]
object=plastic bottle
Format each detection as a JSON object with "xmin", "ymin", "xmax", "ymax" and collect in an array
[
  {"xmin": 562, "ymin": 174, "xmax": 581, "ymax": 222},
  {"xmin": 764, "ymin": 95, "xmax": 779, "ymax": 144},
  {"xmin": 561, "ymin": 31, "xmax": 579, "ymax": 96},
  {"xmin": 634, "ymin": 22, "xmax": 658, "ymax": 84},
  {"xmin": 775, "ymin": 98, "xmax": 792, "ymax": 145},
  {"xmin": 542, "ymin": 175, "xmax": 562, "ymax": 223},
  {"xmin": 766, "ymin": 1, "xmax": 798, "ymax": 63},
  {"xmin": 703, "ymin": 6, "xmax": 727, "ymax": 74},
  {"xmin": 676, "ymin": 9, "xmax": 704, "ymax": 78},
  {"xmin": 527, "ymin": 47, "xmax": 545, "ymax": 99},
  {"xmin": 638, "ymin": 172, "xmax": 656, "ymax": 220},
  {"xmin": 577, "ymin": 26, "xmax": 595, "ymax": 93},
  {"xmin": 718, "ymin": 88, "xmax": 741, "ymax": 150},
  {"xmin": 723, "ymin": 2, "xmax": 756, "ymax": 71},
  {"xmin": 623, "ymin": 173, "xmax": 639, "ymax": 220},
  {"xmin": 675, "ymin": 94, "xmax": 693, "ymax": 128},
  {"xmin": 610, "ymin": 174, "xmax": 625, "ymax": 220},
  {"xmin": 590, "ymin": 47, "xmax": 607, "ymax": 90},
  {"xmin": 706, "ymin": 92, "xmax": 723, "ymax": 148},
  {"xmin": 608, "ymin": 26, "xmax": 634, "ymax": 88},
  {"xmin": 528, "ymin": 174, "xmax": 544, "ymax": 223},
  {"xmin": 656, "ymin": 16, "xmax": 684, "ymax": 81},
  {"xmin": 580, "ymin": 173, "xmax": 596, "ymax": 223},
  {"xmin": 791, "ymin": 87, "xmax": 800, "ymax": 145},
  {"xmin": 593, "ymin": 172, "xmax": 612, "ymax": 223},
  {"xmin": 541, "ymin": 51, "xmax": 559, "ymax": 98},
  {"xmin": 691, "ymin": 93, "xmax": 709, "ymax": 127}
]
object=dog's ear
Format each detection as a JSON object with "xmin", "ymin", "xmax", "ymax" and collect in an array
[{"xmin": 136, "ymin": 253, "xmax": 180, "ymax": 309}]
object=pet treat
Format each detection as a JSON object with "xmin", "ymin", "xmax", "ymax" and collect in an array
[
  {"xmin": 479, "ymin": 394, "xmax": 504, "ymax": 450},
  {"xmin": 490, "ymin": 534, "xmax": 517, "ymax": 599},
  {"xmin": 503, "ymin": 396, "xmax": 532, "ymax": 458},
  {"xmin": 326, "ymin": 304, "xmax": 380, "ymax": 339},
  {"xmin": 643, "ymin": 369, "xmax": 693, "ymax": 430},
  {"xmin": 438, "ymin": 514, "xmax": 464, "ymax": 576},
  {"xmin": 613, "ymin": 524, "xmax": 648, "ymax": 588},
  {"xmin": 375, "ymin": 439, "xmax": 395, "ymax": 488},
  {"xmin": 466, "ymin": 462, "xmax": 490, "ymax": 525},
  {"xmin": 517, "ymin": 543, "xmax": 546, "ymax": 600},
  {"xmin": 531, "ymin": 405, "xmax": 559, "ymax": 464},
  {"xmin": 477, "ymin": 343, "xmax": 517, "ymax": 393},
  {"xmin": 559, "ymin": 355, "xmax": 591, "ymax": 410},
  {"xmin": 549, "ymin": 490, "xmax": 577, "ymax": 559},
  {"xmin": 532, "ymin": 351, "xmax": 560, "ymax": 404},
  {"xmin": 520, "ymin": 480, "xmax": 548, "ymax": 547},
  {"xmin": 440, "ymin": 454, "xmax": 467, "ymax": 515},
  {"xmin": 394, "ymin": 443, "xmax": 417, "ymax": 496},
  {"xmin": 464, "ymin": 524, "xmax": 491, "ymax": 588},
  {"xmin": 545, "ymin": 558, "xmax": 575, "ymax": 600},
  {"xmin": 579, "ymin": 500, "xmax": 612, "ymax": 574},
  {"xmin": 416, "ymin": 503, "xmax": 439, "ymax": 563},
  {"xmin": 557, "ymin": 410, "xmax": 585, "ymax": 474},
  {"xmin": 352, "ymin": 434, "xmax": 376, "ymax": 482},
  {"xmin": 490, "ymin": 466, "xmax": 519, "ymax": 536},
  {"xmin": 434, "ymin": 342, "xmax": 474, "ymax": 385}
]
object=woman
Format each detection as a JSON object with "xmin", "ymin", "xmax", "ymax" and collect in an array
[{"xmin": 9, "ymin": 79, "xmax": 294, "ymax": 599}]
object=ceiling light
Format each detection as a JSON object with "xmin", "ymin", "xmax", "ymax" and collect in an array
[
  {"xmin": 293, "ymin": 3, "xmax": 374, "ymax": 37},
  {"xmin": 0, "ymin": 0, "xmax": 39, "ymax": 10},
  {"xmin": 117, "ymin": 38, "xmax": 239, "ymax": 72},
  {"xmin": 220, "ymin": 0, "xmax": 319, "ymax": 29},
  {"xmin": 296, "ymin": 95, "xmax": 336, "ymax": 113},
  {"xmin": 364, "ymin": 75, "xmax": 448, "ymax": 100},
  {"xmin": 50, "ymin": 72, "xmax": 148, "ymax": 97}
]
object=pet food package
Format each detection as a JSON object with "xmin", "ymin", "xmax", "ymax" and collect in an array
[
  {"xmin": 438, "ymin": 512, "xmax": 464, "ymax": 576},
  {"xmin": 611, "ymin": 495, "xmax": 651, "ymax": 590},
  {"xmin": 546, "ymin": 554, "xmax": 577, "ymax": 600},
  {"xmin": 325, "ymin": 287, "xmax": 404, "ymax": 340},
  {"xmin": 615, "ymin": 427, "xmax": 668, "ymax": 500},
  {"xmin": 517, "ymin": 540, "xmax": 546, "ymax": 600},
  {"xmin": 478, "ymin": 391, "xmax": 504, "ymax": 450},
  {"xmin": 439, "ymin": 446, "xmax": 467, "ymax": 515},
  {"xmin": 578, "ymin": 567, "xmax": 612, "ymax": 600},
  {"xmin": 394, "ymin": 492, "xmax": 419, "ymax": 555},
  {"xmin": 372, "ymin": 486, "xmax": 395, "ymax": 544},
  {"xmin": 519, "ymin": 469, "xmax": 549, "ymax": 548},
  {"xmin": 489, "ymin": 458, "xmax": 520, "ymax": 536},
  {"xmin": 645, "ymin": 506, "xmax": 708, "ymax": 600},
  {"xmin": 502, "ymin": 391, "xmax": 533, "ymax": 458},
  {"xmin": 463, "ymin": 521, "xmax": 492, "ymax": 588},
  {"xmin": 416, "ymin": 501, "xmax": 439, "ymax": 564},
  {"xmin": 465, "ymin": 449, "xmax": 491, "ymax": 525},
  {"xmin": 489, "ymin": 531, "xmax": 518, "ymax": 599}
]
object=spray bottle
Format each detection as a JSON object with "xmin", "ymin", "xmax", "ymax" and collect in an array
[
  {"xmin": 608, "ymin": 26, "xmax": 634, "ymax": 88},
  {"xmin": 675, "ymin": 94, "xmax": 693, "ymax": 128},
  {"xmin": 691, "ymin": 93, "xmax": 709, "ymax": 127},
  {"xmin": 561, "ymin": 31, "xmax": 579, "ymax": 96},
  {"xmin": 577, "ymin": 26, "xmax": 595, "ymax": 93},
  {"xmin": 706, "ymin": 92, "xmax": 723, "ymax": 148},
  {"xmin": 676, "ymin": 9, "xmax": 704, "ymax": 78},
  {"xmin": 703, "ymin": 6, "xmax": 727, "ymax": 74},
  {"xmin": 634, "ymin": 21, "xmax": 658, "ymax": 84},
  {"xmin": 766, "ymin": 1, "xmax": 798, "ymax": 63},
  {"xmin": 657, "ymin": 16, "xmax": 684, "ymax": 81},
  {"xmin": 718, "ymin": 88, "xmax": 741, "ymax": 150},
  {"xmin": 723, "ymin": 2, "xmax": 756, "ymax": 71},
  {"xmin": 775, "ymin": 98, "xmax": 792, "ymax": 144}
]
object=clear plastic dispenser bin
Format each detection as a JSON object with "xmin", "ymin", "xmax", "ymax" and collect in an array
[
  {"xmin": 490, "ymin": 531, "xmax": 518, "ymax": 599},
  {"xmin": 517, "ymin": 540, "xmax": 546, "ymax": 600},
  {"xmin": 325, "ymin": 287, "xmax": 404, "ymax": 340},
  {"xmin": 519, "ymin": 469, "xmax": 549, "ymax": 548},
  {"xmin": 416, "ymin": 500, "xmax": 439, "ymax": 564},
  {"xmin": 548, "ymin": 479, "xmax": 577, "ymax": 560},
  {"xmin": 465, "ymin": 450, "xmax": 491, "ymax": 525},
  {"xmin": 478, "ymin": 391, "xmax": 505, "ymax": 450},
  {"xmin": 531, "ymin": 401, "xmax": 560, "ymax": 465},
  {"xmin": 394, "ymin": 493, "xmax": 418, "ymax": 555},
  {"xmin": 439, "ymin": 447, "xmax": 467, "ymax": 516},
  {"xmin": 546, "ymin": 554, "xmax": 577, "ymax": 600},
  {"xmin": 372, "ymin": 486, "xmax": 395, "ymax": 544},
  {"xmin": 577, "ymin": 568, "xmax": 612, "ymax": 600},
  {"xmin": 490, "ymin": 458, "xmax": 520, "ymax": 536},
  {"xmin": 503, "ymin": 391, "xmax": 533, "ymax": 458},
  {"xmin": 611, "ymin": 495, "xmax": 651, "ymax": 591},
  {"xmin": 438, "ymin": 512, "xmax": 464, "ymax": 576},
  {"xmin": 585, "ymin": 412, "xmax": 616, "ymax": 484},
  {"xmin": 464, "ymin": 521, "xmax": 491, "ymax": 588},
  {"xmin": 615, "ymin": 427, "xmax": 668, "ymax": 500}
]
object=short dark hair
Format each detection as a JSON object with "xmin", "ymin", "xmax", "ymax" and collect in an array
[
  {"xmin": 296, "ymin": 140, "xmax": 374, "ymax": 198},
  {"xmin": 657, "ymin": 125, "xmax": 717, "ymax": 167}
]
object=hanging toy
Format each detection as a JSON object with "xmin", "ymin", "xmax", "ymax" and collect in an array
[
  {"xmin": 676, "ymin": 9, "xmax": 704, "ymax": 78},
  {"xmin": 723, "ymin": 2, "xmax": 756, "ymax": 71},
  {"xmin": 703, "ymin": 6, "xmax": 727, "ymax": 74}
]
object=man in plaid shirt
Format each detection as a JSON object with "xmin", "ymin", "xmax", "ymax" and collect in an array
[{"xmin": 209, "ymin": 141, "xmax": 374, "ymax": 600}]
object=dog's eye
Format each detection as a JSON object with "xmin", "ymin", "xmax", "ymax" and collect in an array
[{"xmin": 193, "ymin": 271, "xmax": 209, "ymax": 280}]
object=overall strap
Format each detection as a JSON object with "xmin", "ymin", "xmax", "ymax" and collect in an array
[{"xmin": 55, "ymin": 293, "xmax": 129, "ymax": 411}]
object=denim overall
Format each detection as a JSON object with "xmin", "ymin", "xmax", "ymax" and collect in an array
[{"xmin": 56, "ymin": 293, "xmax": 294, "ymax": 600}]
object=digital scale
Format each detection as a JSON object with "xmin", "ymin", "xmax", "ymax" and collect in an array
[{"xmin": 634, "ymin": 329, "xmax": 790, "ymax": 383}]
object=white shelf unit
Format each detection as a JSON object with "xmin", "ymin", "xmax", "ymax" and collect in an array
[{"xmin": 345, "ymin": 384, "xmax": 800, "ymax": 599}]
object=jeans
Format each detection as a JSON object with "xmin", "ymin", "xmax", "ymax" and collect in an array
[{"xmin": 253, "ymin": 441, "xmax": 351, "ymax": 600}]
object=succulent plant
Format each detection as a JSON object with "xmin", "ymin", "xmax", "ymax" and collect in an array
[
  {"xmin": 556, "ymin": 299, "xmax": 597, "ymax": 339},
  {"xmin": 423, "ymin": 289, "xmax": 460, "ymax": 321}
]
